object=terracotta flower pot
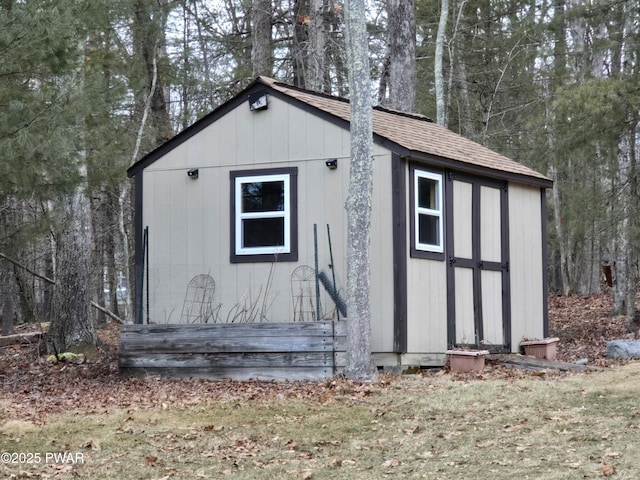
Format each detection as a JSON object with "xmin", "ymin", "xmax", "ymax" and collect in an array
[
  {"xmin": 520, "ymin": 337, "xmax": 560, "ymax": 360},
  {"xmin": 446, "ymin": 349, "xmax": 490, "ymax": 373}
]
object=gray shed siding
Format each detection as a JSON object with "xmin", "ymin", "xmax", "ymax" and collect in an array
[
  {"xmin": 130, "ymin": 77, "xmax": 551, "ymax": 368},
  {"xmin": 141, "ymin": 94, "xmax": 396, "ymax": 353}
]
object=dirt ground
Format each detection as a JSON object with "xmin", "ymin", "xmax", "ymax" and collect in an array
[{"xmin": 0, "ymin": 292, "xmax": 635, "ymax": 421}]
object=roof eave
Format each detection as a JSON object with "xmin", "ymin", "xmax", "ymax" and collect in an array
[
  {"xmin": 412, "ymin": 150, "xmax": 553, "ymax": 188},
  {"xmin": 375, "ymin": 142, "xmax": 553, "ymax": 188},
  {"xmin": 127, "ymin": 77, "xmax": 272, "ymax": 178}
]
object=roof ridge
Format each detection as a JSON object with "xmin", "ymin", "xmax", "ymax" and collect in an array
[
  {"xmin": 373, "ymin": 105, "xmax": 434, "ymax": 123},
  {"xmin": 270, "ymin": 79, "xmax": 351, "ymax": 105},
  {"xmin": 264, "ymin": 77, "xmax": 433, "ymax": 123}
]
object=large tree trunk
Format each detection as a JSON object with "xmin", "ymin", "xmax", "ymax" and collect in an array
[
  {"xmin": 344, "ymin": 0, "xmax": 375, "ymax": 381},
  {"xmin": 306, "ymin": 0, "xmax": 326, "ymax": 91},
  {"xmin": 47, "ymin": 189, "xmax": 97, "ymax": 354},
  {"xmin": 387, "ymin": 0, "xmax": 416, "ymax": 112},
  {"xmin": 292, "ymin": 0, "xmax": 308, "ymax": 87},
  {"xmin": 251, "ymin": 0, "xmax": 273, "ymax": 77},
  {"xmin": 134, "ymin": 0, "xmax": 172, "ymax": 145}
]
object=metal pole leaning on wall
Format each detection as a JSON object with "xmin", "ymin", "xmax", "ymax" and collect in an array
[
  {"xmin": 145, "ymin": 226, "xmax": 150, "ymax": 324},
  {"xmin": 314, "ymin": 224, "xmax": 322, "ymax": 321},
  {"xmin": 137, "ymin": 226, "xmax": 147, "ymax": 324},
  {"xmin": 327, "ymin": 224, "xmax": 340, "ymax": 321}
]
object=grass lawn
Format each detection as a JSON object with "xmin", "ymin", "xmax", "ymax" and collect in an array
[{"xmin": 2, "ymin": 362, "xmax": 640, "ymax": 479}]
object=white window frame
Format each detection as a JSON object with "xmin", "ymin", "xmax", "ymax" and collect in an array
[
  {"xmin": 234, "ymin": 173, "xmax": 291, "ymax": 256},
  {"xmin": 414, "ymin": 169, "xmax": 444, "ymax": 253}
]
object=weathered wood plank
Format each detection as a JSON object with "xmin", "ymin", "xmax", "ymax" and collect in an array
[
  {"xmin": 118, "ymin": 321, "xmax": 345, "ymax": 381},
  {"xmin": 119, "ymin": 334, "xmax": 334, "ymax": 354},
  {"xmin": 488, "ymin": 354, "xmax": 601, "ymax": 372},
  {"xmin": 119, "ymin": 352, "xmax": 334, "ymax": 369},
  {"xmin": 120, "ymin": 366, "xmax": 335, "ymax": 382},
  {"xmin": 121, "ymin": 322, "xmax": 337, "ymax": 337},
  {"xmin": 333, "ymin": 336, "xmax": 347, "ymax": 352},
  {"xmin": 333, "ymin": 321, "xmax": 347, "ymax": 337}
]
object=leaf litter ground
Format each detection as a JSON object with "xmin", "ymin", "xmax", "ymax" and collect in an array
[{"xmin": 1, "ymin": 293, "xmax": 640, "ymax": 479}]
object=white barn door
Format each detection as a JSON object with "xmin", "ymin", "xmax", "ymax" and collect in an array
[{"xmin": 446, "ymin": 173, "xmax": 511, "ymax": 351}]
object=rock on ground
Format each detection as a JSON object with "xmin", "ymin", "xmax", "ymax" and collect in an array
[{"xmin": 606, "ymin": 340, "xmax": 640, "ymax": 359}]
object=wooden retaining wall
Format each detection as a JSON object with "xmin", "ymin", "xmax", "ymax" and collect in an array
[{"xmin": 119, "ymin": 321, "xmax": 347, "ymax": 381}]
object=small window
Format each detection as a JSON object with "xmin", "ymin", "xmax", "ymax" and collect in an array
[
  {"xmin": 231, "ymin": 168, "xmax": 297, "ymax": 262},
  {"xmin": 414, "ymin": 169, "xmax": 444, "ymax": 254}
]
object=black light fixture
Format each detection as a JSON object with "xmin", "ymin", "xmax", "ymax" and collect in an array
[
  {"xmin": 187, "ymin": 168, "xmax": 199, "ymax": 179},
  {"xmin": 248, "ymin": 91, "xmax": 269, "ymax": 111},
  {"xmin": 325, "ymin": 158, "xmax": 338, "ymax": 170}
]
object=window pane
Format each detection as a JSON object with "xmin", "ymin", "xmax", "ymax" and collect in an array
[
  {"xmin": 418, "ymin": 214, "xmax": 440, "ymax": 246},
  {"xmin": 243, "ymin": 217, "xmax": 285, "ymax": 247},
  {"xmin": 242, "ymin": 181, "xmax": 285, "ymax": 213},
  {"xmin": 418, "ymin": 177, "xmax": 438, "ymax": 210}
]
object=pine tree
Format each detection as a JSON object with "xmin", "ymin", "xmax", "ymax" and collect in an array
[{"xmin": 0, "ymin": 0, "xmax": 81, "ymax": 331}]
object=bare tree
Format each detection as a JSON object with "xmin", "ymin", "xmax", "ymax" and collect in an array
[{"xmin": 344, "ymin": 0, "xmax": 376, "ymax": 381}]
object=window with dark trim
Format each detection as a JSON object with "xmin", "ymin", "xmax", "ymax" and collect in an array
[
  {"xmin": 230, "ymin": 167, "xmax": 298, "ymax": 263},
  {"xmin": 410, "ymin": 165, "xmax": 445, "ymax": 260}
]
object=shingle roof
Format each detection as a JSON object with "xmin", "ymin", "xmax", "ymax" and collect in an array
[{"xmin": 259, "ymin": 76, "xmax": 551, "ymax": 186}]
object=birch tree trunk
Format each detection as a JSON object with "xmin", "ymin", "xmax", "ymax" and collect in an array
[
  {"xmin": 435, "ymin": 0, "xmax": 449, "ymax": 125},
  {"xmin": 344, "ymin": 0, "xmax": 376, "ymax": 381}
]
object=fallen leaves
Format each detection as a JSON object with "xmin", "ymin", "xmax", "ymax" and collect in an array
[
  {"xmin": 0, "ymin": 293, "xmax": 633, "ymax": 425},
  {"xmin": 0, "ymin": 321, "xmax": 396, "ymax": 422},
  {"xmin": 549, "ymin": 293, "xmax": 633, "ymax": 363}
]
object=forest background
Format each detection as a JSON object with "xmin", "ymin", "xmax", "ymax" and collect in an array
[{"xmin": 1, "ymin": 0, "xmax": 639, "ymax": 350}]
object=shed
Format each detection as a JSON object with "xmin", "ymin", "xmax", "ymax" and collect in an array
[{"xmin": 121, "ymin": 76, "xmax": 552, "ymax": 379}]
